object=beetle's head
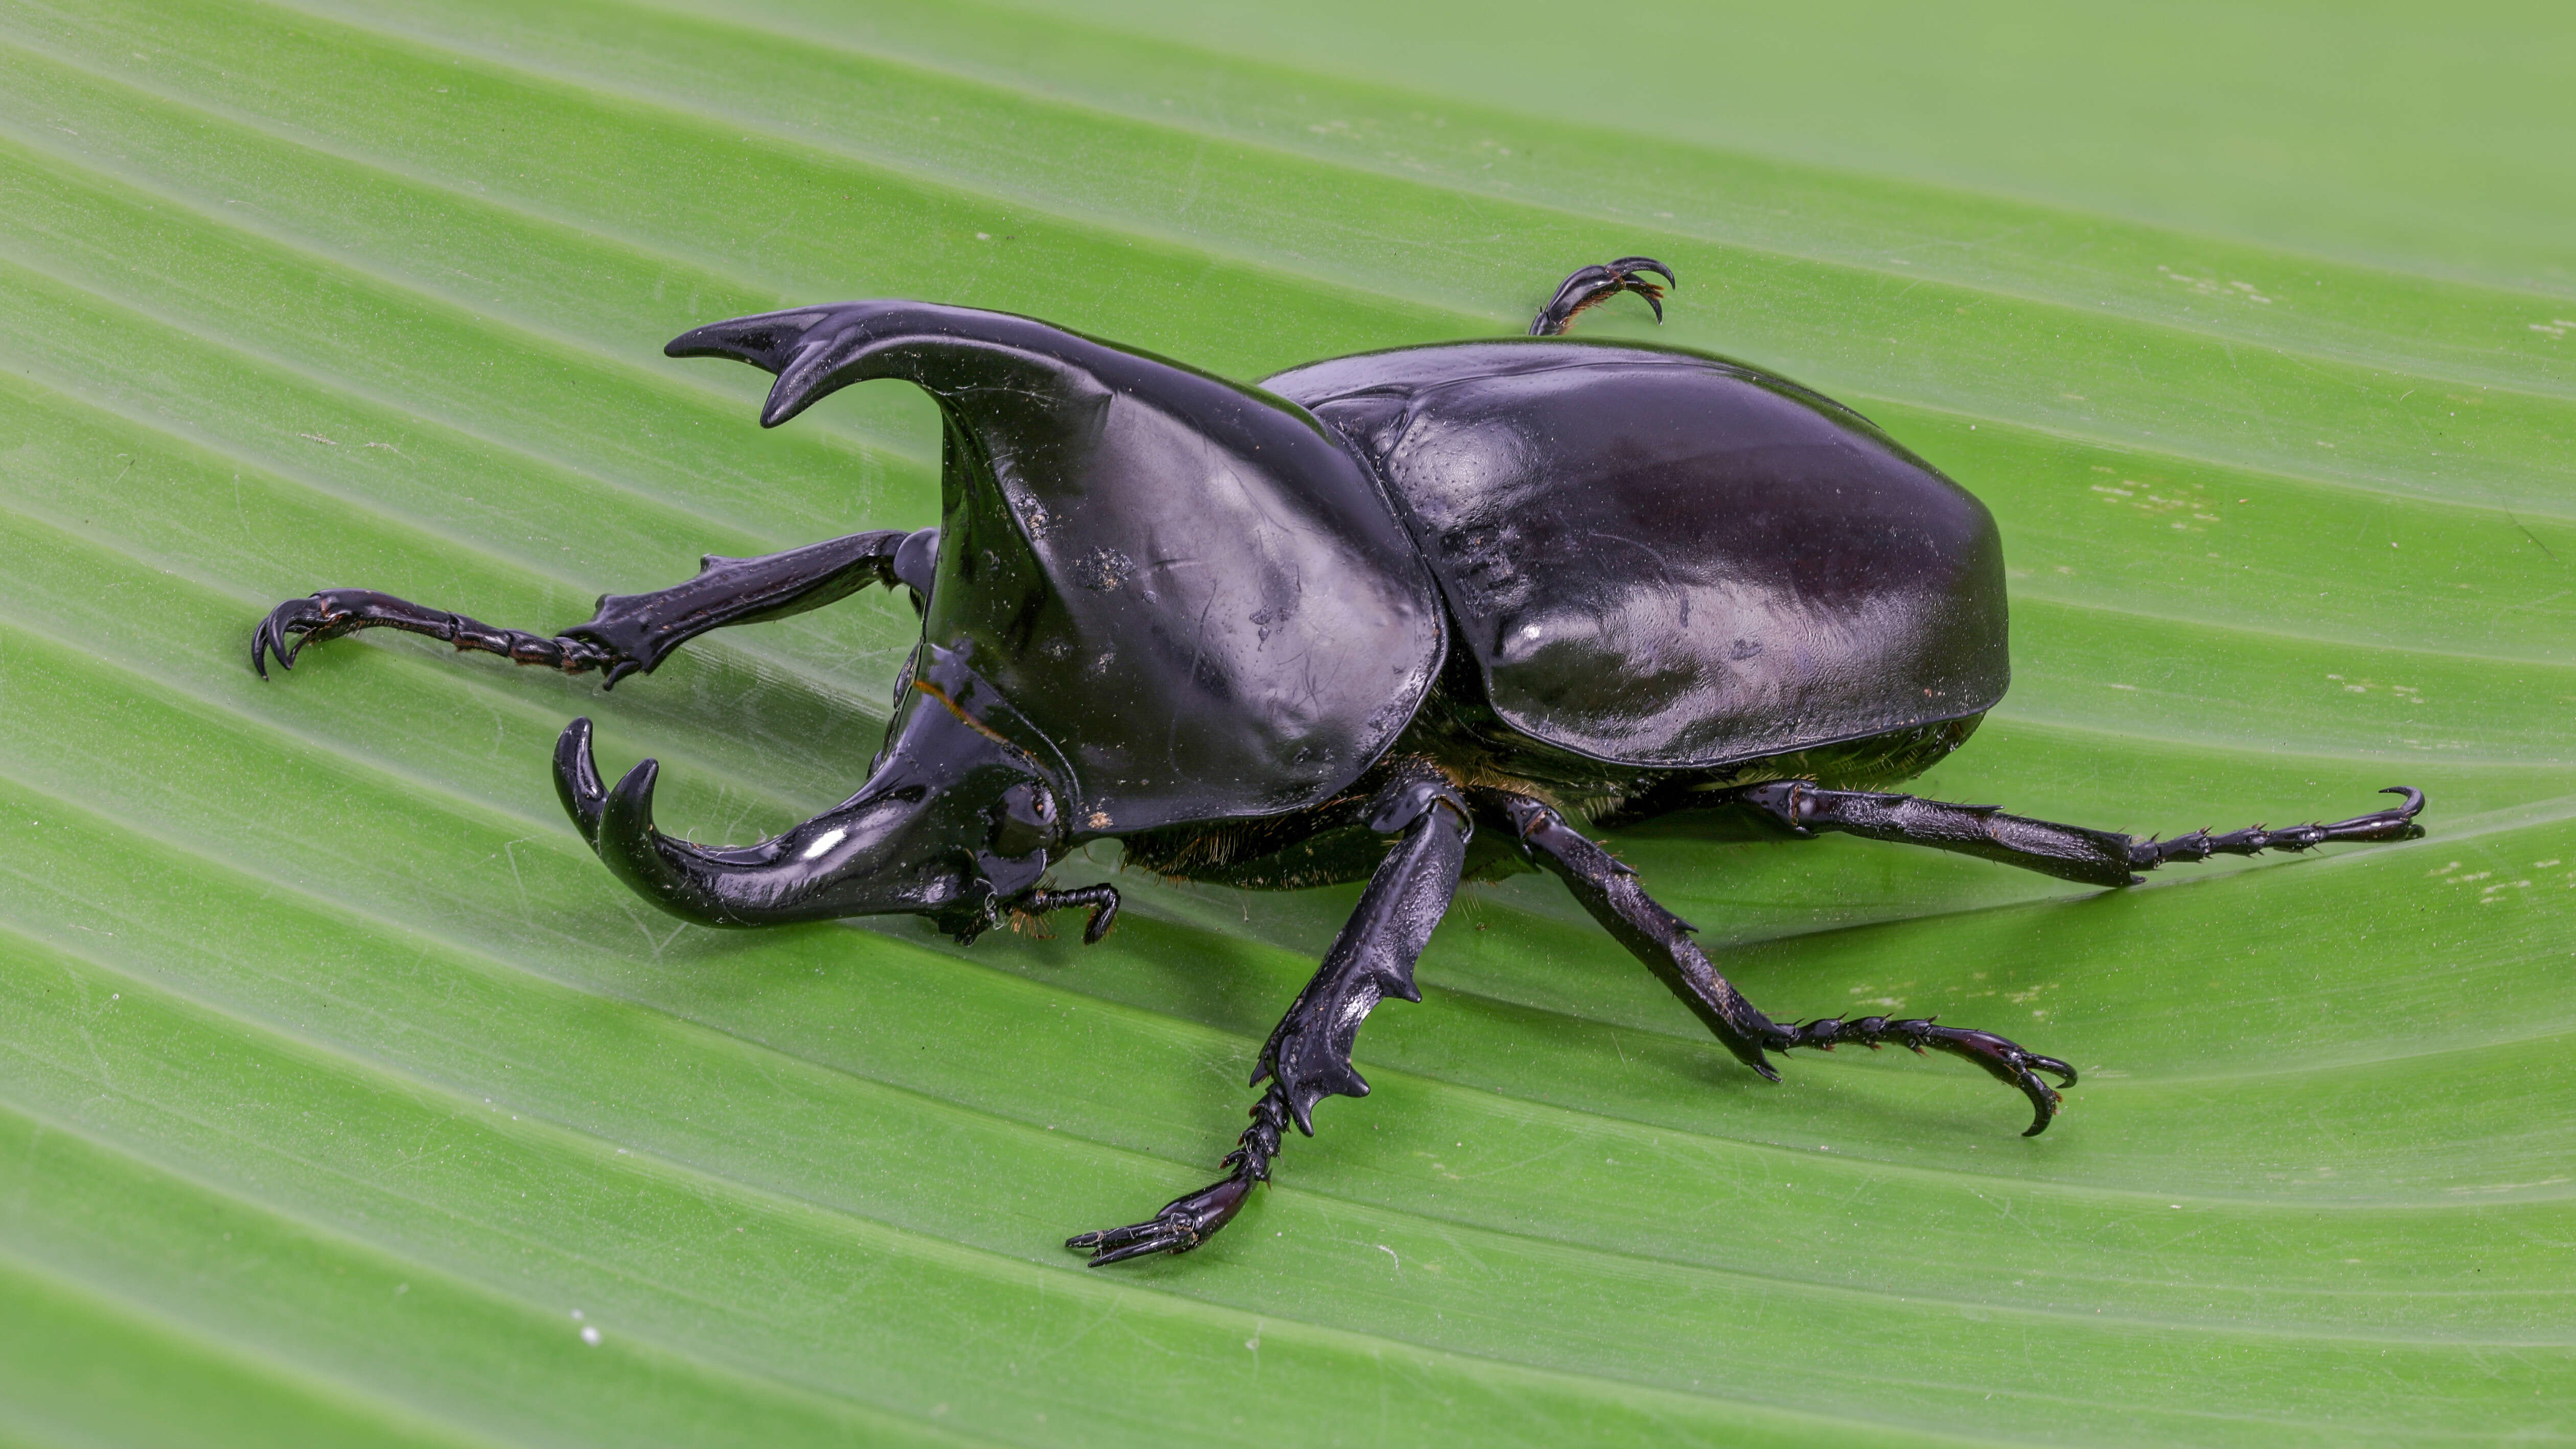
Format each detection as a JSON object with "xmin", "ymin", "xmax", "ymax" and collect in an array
[{"xmin": 555, "ymin": 643, "xmax": 1076, "ymax": 941}]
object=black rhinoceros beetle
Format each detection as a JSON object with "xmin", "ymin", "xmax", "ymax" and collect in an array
[{"xmin": 255, "ymin": 259, "xmax": 2426, "ymax": 1264}]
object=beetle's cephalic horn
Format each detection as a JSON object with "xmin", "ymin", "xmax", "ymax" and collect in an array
[
  {"xmin": 550, "ymin": 699, "xmax": 1045, "ymax": 934},
  {"xmin": 553, "ymin": 717, "xmax": 610, "ymax": 848}
]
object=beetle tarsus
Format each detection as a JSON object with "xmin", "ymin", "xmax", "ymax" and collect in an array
[
  {"xmin": 1068, "ymin": 1086, "xmax": 1285, "ymax": 1265},
  {"xmin": 250, "ymin": 588, "xmax": 623, "ymax": 681},
  {"xmin": 2130, "ymin": 786, "xmax": 2426, "ymax": 871},
  {"xmin": 1766, "ymin": 1016, "xmax": 2076, "ymax": 1136},
  {"xmin": 249, "ymin": 595, "xmax": 326, "ymax": 677},
  {"xmin": 1067, "ymin": 1174, "xmax": 1254, "ymax": 1266},
  {"xmin": 1530, "ymin": 256, "xmax": 1676, "ymax": 336},
  {"xmin": 1075, "ymin": 1088, "xmax": 1284, "ymax": 1264},
  {"xmin": 1018, "ymin": 884, "xmax": 1121, "ymax": 943}
]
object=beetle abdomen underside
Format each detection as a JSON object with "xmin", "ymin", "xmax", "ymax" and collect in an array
[{"xmin": 1267, "ymin": 341, "xmax": 2010, "ymax": 770}]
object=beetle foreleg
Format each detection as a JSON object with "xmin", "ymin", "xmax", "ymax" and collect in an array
[
  {"xmin": 1068, "ymin": 763, "xmax": 1470, "ymax": 1265},
  {"xmin": 252, "ymin": 588, "xmax": 621, "ymax": 681},
  {"xmin": 252, "ymin": 527, "xmax": 929, "ymax": 687}
]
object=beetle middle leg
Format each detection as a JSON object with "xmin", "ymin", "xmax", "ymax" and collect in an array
[
  {"xmin": 252, "ymin": 526, "xmax": 935, "ymax": 686},
  {"xmin": 1067, "ymin": 763, "xmax": 1471, "ymax": 1264},
  {"xmin": 1529, "ymin": 257, "xmax": 1674, "ymax": 336},
  {"xmin": 1480, "ymin": 788, "xmax": 2077, "ymax": 1136}
]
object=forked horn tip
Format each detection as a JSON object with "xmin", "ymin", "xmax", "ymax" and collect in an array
[
  {"xmin": 760, "ymin": 367, "xmax": 825, "ymax": 428},
  {"xmin": 608, "ymin": 756, "xmax": 661, "ymax": 818},
  {"xmin": 553, "ymin": 717, "xmax": 607, "ymax": 848},
  {"xmin": 594, "ymin": 755, "xmax": 723, "ymax": 923},
  {"xmin": 595, "ymin": 755, "xmax": 665, "ymax": 870}
]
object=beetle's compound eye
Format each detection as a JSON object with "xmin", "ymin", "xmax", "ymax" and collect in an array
[{"xmin": 990, "ymin": 781, "xmax": 1060, "ymax": 859}]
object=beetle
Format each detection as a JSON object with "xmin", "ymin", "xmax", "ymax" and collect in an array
[{"xmin": 252, "ymin": 258, "xmax": 2426, "ymax": 1264}]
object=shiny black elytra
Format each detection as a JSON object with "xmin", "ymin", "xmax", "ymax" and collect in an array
[{"xmin": 254, "ymin": 259, "xmax": 2427, "ymax": 1266}]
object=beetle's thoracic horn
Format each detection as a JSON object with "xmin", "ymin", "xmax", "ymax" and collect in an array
[
  {"xmin": 665, "ymin": 300, "xmax": 1222, "ymax": 429},
  {"xmin": 665, "ymin": 301, "xmax": 1447, "ymax": 837},
  {"xmin": 663, "ymin": 308, "xmax": 852, "ymax": 428}
]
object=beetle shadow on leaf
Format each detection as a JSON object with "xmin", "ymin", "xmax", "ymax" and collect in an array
[{"xmin": 965, "ymin": 904, "xmax": 1312, "ymax": 1043}]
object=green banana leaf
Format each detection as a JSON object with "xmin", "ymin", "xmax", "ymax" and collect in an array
[{"xmin": 2, "ymin": 1, "xmax": 2568, "ymax": 1444}]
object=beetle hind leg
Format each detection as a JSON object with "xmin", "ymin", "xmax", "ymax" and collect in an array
[
  {"xmin": 1768, "ymin": 1016, "xmax": 2075, "ymax": 1137},
  {"xmin": 2130, "ymin": 787, "xmax": 2426, "ymax": 871},
  {"xmin": 1730, "ymin": 780, "xmax": 2426, "ymax": 886},
  {"xmin": 1530, "ymin": 257, "xmax": 1675, "ymax": 336},
  {"xmin": 1478, "ymin": 787, "xmax": 2077, "ymax": 1136}
]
